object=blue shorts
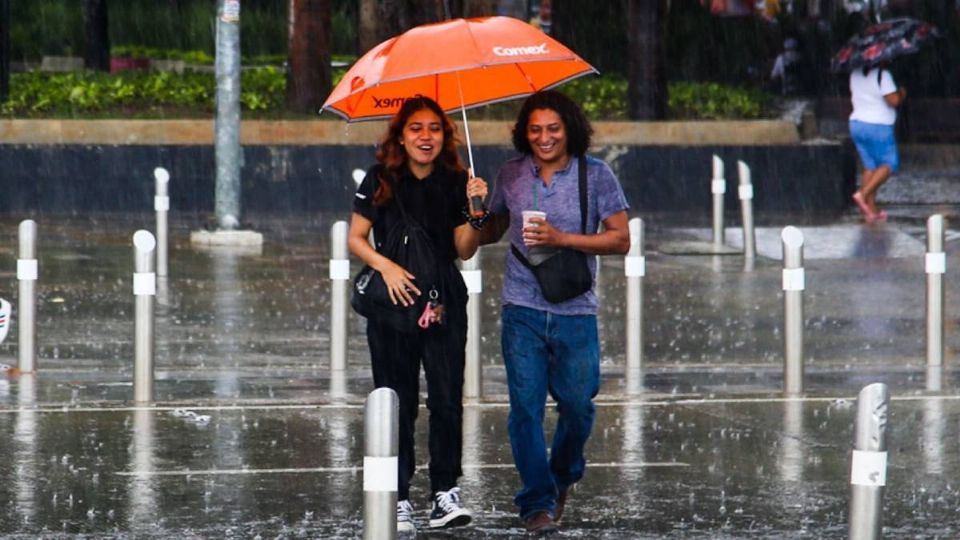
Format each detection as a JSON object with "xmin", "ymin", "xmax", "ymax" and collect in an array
[{"xmin": 850, "ymin": 120, "xmax": 899, "ymax": 172}]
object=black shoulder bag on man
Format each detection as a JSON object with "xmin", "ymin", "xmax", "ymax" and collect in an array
[
  {"xmin": 351, "ymin": 180, "xmax": 443, "ymax": 332},
  {"xmin": 511, "ymin": 156, "xmax": 592, "ymax": 304}
]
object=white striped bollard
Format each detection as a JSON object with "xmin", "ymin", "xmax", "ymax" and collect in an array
[
  {"xmin": 711, "ymin": 155, "xmax": 726, "ymax": 246},
  {"xmin": 848, "ymin": 383, "xmax": 889, "ymax": 540},
  {"xmin": 625, "ymin": 217, "xmax": 644, "ymax": 392},
  {"xmin": 781, "ymin": 226, "xmax": 804, "ymax": 395},
  {"xmin": 330, "ymin": 221, "xmax": 349, "ymax": 374},
  {"xmin": 154, "ymin": 167, "xmax": 170, "ymax": 278},
  {"xmin": 925, "ymin": 214, "xmax": 945, "ymax": 368},
  {"xmin": 133, "ymin": 230, "xmax": 156, "ymax": 403},
  {"xmin": 17, "ymin": 220, "xmax": 38, "ymax": 373},
  {"xmin": 737, "ymin": 160, "xmax": 756, "ymax": 261},
  {"xmin": 364, "ymin": 387, "xmax": 399, "ymax": 540},
  {"xmin": 0, "ymin": 298, "xmax": 10, "ymax": 345},
  {"xmin": 462, "ymin": 248, "xmax": 482, "ymax": 400}
]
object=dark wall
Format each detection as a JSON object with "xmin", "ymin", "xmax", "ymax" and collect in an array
[{"xmin": 0, "ymin": 143, "xmax": 852, "ymax": 213}]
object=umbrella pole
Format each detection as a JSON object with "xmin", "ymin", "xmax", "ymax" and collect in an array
[
  {"xmin": 460, "ymin": 106, "xmax": 475, "ymax": 177},
  {"xmin": 456, "ymin": 72, "xmax": 476, "ymax": 177}
]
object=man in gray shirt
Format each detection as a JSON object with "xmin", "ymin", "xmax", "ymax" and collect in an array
[{"xmin": 482, "ymin": 90, "xmax": 629, "ymax": 534}]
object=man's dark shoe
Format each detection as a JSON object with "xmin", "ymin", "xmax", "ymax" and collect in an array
[
  {"xmin": 555, "ymin": 487, "xmax": 568, "ymax": 523},
  {"xmin": 524, "ymin": 511, "xmax": 559, "ymax": 534}
]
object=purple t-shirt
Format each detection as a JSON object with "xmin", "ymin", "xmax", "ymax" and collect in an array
[{"xmin": 488, "ymin": 155, "xmax": 629, "ymax": 315}]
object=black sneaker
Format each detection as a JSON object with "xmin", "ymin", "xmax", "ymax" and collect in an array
[
  {"xmin": 397, "ymin": 499, "xmax": 416, "ymax": 533},
  {"xmin": 428, "ymin": 487, "xmax": 472, "ymax": 529}
]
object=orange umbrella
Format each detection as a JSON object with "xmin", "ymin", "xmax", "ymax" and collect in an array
[{"xmin": 321, "ymin": 16, "xmax": 597, "ymax": 172}]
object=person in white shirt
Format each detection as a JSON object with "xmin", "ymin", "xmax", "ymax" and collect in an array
[{"xmin": 848, "ymin": 63, "xmax": 907, "ymax": 222}]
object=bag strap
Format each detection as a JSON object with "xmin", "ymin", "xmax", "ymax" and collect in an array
[
  {"xmin": 577, "ymin": 155, "xmax": 587, "ymax": 234},
  {"xmin": 386, "ymin": 170, "xmax": 410, "ymax": 219},
  {"xmin": 511, "ymin": 155, "xmax": 589, "ymax": 266}
]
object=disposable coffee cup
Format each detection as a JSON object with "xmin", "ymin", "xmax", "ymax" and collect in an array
[
  {"xmin": 522, "ymin": 210, "xmax": 546, "ymax": 230},
  {"xmin": 522, "ymin": 210, "xmax": 546, "ymax": 248}
]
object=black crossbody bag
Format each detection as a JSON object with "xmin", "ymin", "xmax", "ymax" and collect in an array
[
  {"xmin": 351, "ymin": 180, "xmax": 444, "ymax": 332},
  {"xmin": 510, "ymin": 157, "xmax": 592, "ymax": 304}
]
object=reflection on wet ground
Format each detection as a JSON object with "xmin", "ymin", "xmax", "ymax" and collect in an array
[{"xmin": 0, "ymin": 209, "xmax": 959, "ymax": 537}]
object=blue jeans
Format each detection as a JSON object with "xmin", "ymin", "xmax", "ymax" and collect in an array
[{"xmin": 501, "ymin": 304, "xmax": 600, "ymax": 519}]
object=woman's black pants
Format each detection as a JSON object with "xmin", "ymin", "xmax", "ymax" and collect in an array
[{"xmin": 366, "ymin": 318, "xmax": 466, "ymax": 502}]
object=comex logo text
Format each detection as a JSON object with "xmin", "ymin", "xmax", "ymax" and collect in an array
[
  {"xmin": 371, "ymin": 96, "xmax": 418, "ymax": 109},
  {"xmin": 492, "ymin": 43, "xmax": 549, "ymax": 56}
]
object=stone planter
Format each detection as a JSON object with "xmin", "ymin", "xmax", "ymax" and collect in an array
[
  {"xmin": 39, "ymin": 56, "xmax": 84, "ymax": 72},
  {"xmin": 150, "ymin": 59, "xmax": 186, "ymax": 73}
]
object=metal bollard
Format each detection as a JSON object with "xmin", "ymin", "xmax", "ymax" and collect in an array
[
  {"xmin": 330, "ymin": 221, "xmax": 349, "ymax": 373},
  {"xmin": 15, "ymin": 372, "xmax": 37, "ymax": 523},
  {"xmin": 781, "ymin": 226, "xmax": 804, "ymax": 395},
  {"xmin": 17, "ymin": 220, "xmax": 37, "ymax": 373},
  {"xmin": 130, "ymin": 407, "xmax": 157, "ymax": 526},
  {"xmin": 737, "ymin": 160, "xmax": 756, "ymax": 261},
  {"xmin": 462, "ymin": 249, "xmax": 483, "ymax": 399},
  {"xmin": 922, "ymin": 396, "xmax": 944, "ymax": 475},
  {"xmin": 925, "ymin": 214, "xmax": 945, "ymax": 368},
  {"xmin": 133, "ymin": 230, "xmax": 157, "ymax": 403},
  {"xmin": 364, "ymin": 387, "xmax": 399, "ymax": 540},
  {"xmin": 780, "ymin": 398, "xmax": 803, "ymax": 483},
  {"xmin": 848, "ymin": 383, "xmax": 889, "ymax": 540},
  {"xmin": 154, "ymin": 167, "xmax": 170, "ymax": 278},
  {"xmin": 625, "ymin": 217, "xmax": 645, "ymax": 391},
  {"xmin": 0, "ymin": 298, "xmax": 10, "ymax": 345},
  {"xmin": 711, "ymin": 155, "xmax": 726, "ymax": 246}
]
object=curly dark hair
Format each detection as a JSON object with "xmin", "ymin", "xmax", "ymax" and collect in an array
[
  {"xmin": 373, "ymin": 95, "xmax": 464, "ymax": 206},
  {"xmin": 511, "ymin": 90, "xmax": 593, "ymax": 157}
]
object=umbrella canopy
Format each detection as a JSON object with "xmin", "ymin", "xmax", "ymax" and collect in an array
[
  {"xmin": 831, "ymin": 17, "xmax": 940, "ymax": 73},
  {"xmin": 321, "ymin": 16, "xmax": 598, "ymax": 122}
]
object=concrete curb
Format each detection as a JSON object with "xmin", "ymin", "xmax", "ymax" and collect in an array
[{"xmin": 0, "ymin": 119, "xmax": 801, "ymax": 146}]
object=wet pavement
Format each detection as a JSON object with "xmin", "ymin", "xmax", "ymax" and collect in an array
[{"xmin": 1, "ymin": 208, "xmax": 960, "ymax": 538}]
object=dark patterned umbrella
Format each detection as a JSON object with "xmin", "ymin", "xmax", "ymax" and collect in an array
[{"xmin": 831, "ymin": 17, "xmax": 940, "ymax": 72}]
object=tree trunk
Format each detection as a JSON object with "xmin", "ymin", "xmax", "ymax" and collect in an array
[
  {"xmin": 0, "ymin": 0, "xmax": 9, "ymax": 102},
  {"xmin": 82, "ymin": 0, "xmax": 110, "ymax": 72},
  {"xmin": 550, "ymin": 0, "xmax": 627, "ymax": 75},
  {"xmin": 627, "ymin": 0, "xmax": 667, "ymax": 119},
  {"xmin": 409, "ymin": 0, "xmax": 446, "ymax": 25},
  {"xmin": 357, "ymin": 0, "xmax": 380, "ymax": 54},
  {"xmin": 287, "ymin": 0, "xmax": 332, "ymax": 114},
  {"xmin": 358, "ymin": 0, "xmax": 453, "ymax": 55}
]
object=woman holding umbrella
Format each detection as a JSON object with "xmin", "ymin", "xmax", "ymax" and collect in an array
[
  {"xmin": 849, "ymin": 62, "xmax": 907, "ymax": 223},
  {"xmin": 347, "ymin": 96, "xmax": 489, "ymax": 533},
  {"xmin": 833, "ymin": 18, "xmax": 938, "ymax": 223}
]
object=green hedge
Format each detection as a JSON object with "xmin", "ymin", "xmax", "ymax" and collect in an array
[
  {"xmin": 668, "ymin": 82, "xmax": 768, "ymax": 119},
  {"xmin": 2, "ymin": 69, "xmax": 770, "ymax": 120},
  {"xmin": 1, "ymin": 67, "xmax": 286, "ymax": 117}
]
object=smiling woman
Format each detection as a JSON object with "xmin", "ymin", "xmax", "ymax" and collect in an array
[
  {"xmin": 400, "ymin": 109, "xmax": 444, "ymax": 176},
  {"xmin": 345, "ymin": 95, "xmax": 490, "ymax": 533}
]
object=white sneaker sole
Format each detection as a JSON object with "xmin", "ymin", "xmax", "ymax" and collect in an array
[
  {"xmin": 428, "ymin": 508, "xmax": 472, "ymax": 529},
  {"xmin": 397, "ymin": 520, "xmax": 417, "ymax": 533}
]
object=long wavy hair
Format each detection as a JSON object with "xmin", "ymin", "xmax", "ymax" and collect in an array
[
  {"xmin": 373, "ymin": 96, "xmax": 464, "ymax": 206},
  {"xmin": 511, "ymin": 90, "xmax": 593, "ymax": 158}
]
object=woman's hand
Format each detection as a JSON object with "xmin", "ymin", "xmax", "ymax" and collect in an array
[
  {"xmin": 467, "ymin": 176, "xmax": 489, "ymax": 217},
  {"xmin": 467, "ymin": 176, "xmax": 489, "ymax": 202},
  {"xmin": 380, "ymin": 262, "xmax": 421, "ymax": 306}
]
